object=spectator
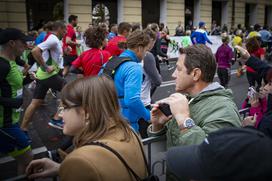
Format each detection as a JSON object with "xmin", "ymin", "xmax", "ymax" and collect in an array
[
  {"xmin": 139, "ymin": 28, "xmax": 162, "ymax": 138},
  {"xmin": 215, "ymin": 35, "xmax": 233, "ymax": 88},
  {"xmin": 62, "ymin": 15, "xmax": 79, "ymax": 77},
  {"xmin": 241, "ymin": 87, "xmax": 267, "ymax": 128},
  {"xmin": 26, "ymin": 76, "xmax": 148, "ymax": 181},
  {"xmin": 190, "ymin": 21, "xmax": 213, "ymax": 45},
  {"xmin": 148, "ymin": 45, "xmax": 241, "ymax": 149},
  {"xmin": 167, "ymin": 128, "xmax": 272, "ymax": 181},
  {"xmin": 236, "ymin": 45, "xmax": 272, "ymax": 137},
  {"xmin": 131, "ymin": 23, "xmax": 141, "ymax": 32},
  {"xmin": 105, "ymin": 22, "xmax": 132, "ymax": 56},
  {"xmin": 107, "ymin": 24, "xmax": 118, "ymax": 40},
  {"xmin": 70, "ymin": 26, "xmax": 111, "ymax": 77},
  {"xmin": 175, "ymin": 21, "xmax": 184, "ymax": 36}
]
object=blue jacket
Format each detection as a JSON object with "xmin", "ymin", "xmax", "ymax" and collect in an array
[
  {"xmin": 191, "ymin": 29, "xmax": 212, "ymax": 45},
  {"xmin": 109, "ymin": 49, "xmax": 150, "ymax": 131}
]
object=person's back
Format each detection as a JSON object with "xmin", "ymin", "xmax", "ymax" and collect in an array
[
  {"xmin": 60, "ymin": 126, "xmax": 147, "ymax": 181},
  {"xmin": 105, "ymin": 35, "xmax": 127, "ymax": 56},
  {"xmin": 216, "ymin": 44, "xmax": 232, "ymax": 69}
]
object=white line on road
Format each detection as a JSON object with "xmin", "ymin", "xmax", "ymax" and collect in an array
[
  {"xmin": 0, "ymin": 146, "xmax": 47, "ymax": 164},
  {"xmin": 160, "ymin": 69, "xmax": 237, "ymax": 88}
]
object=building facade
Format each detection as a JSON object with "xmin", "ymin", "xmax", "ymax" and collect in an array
[{"xmin": 1, "ymin": 0, "xmax": 272, "ymax": 34}]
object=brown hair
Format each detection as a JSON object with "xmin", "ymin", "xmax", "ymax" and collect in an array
[
  {"xmin": 150, "ymin": 23, "xmax": 159, "ymax": 32},
  {"xmin": 246, "ymin": 37, "xmax": 261, "ymax": 54},
  {"xmin": 61, "ymin": 76, "xmax": 132, "ymax": 148},
  {"xmin": 118, "ymin": 22, "xmax": 132, "ymax": 35},
  {"xmin": 143, "ymin": 28, "xmax": 156, "ymax": 41},
  {"xmin": 127, "ymin": 30, "xmax": 150, "ymax": 49},
  {"xmin": 179, "ymin": 45, "xmax": 216, "ymax": 82},
  {"xmin": 84, "ymin": 26, "xmax": 107, "ymax": 48}
]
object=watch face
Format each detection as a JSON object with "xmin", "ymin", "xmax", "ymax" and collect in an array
[{"xmin": 184, "ymin": 118, "xmax": 195, "ymax": 128}]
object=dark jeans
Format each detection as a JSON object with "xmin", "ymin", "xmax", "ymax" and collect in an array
[
  {"xmin": 217, "ymin": 68, "xmax": 230, "ymax": 88},
  {"xmin": 246, "ymin": 71, "xmax": 262, "ymax": 91}
]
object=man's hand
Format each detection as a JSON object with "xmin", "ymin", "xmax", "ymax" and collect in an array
[
  {"xmin": 150, "ymin": 104, "xmax": 172, "ymax": 132},
  {"xmin": 46, "ymin": 66, "xmax": 55, "ymax": 73},
  {"xmin": 242, "ymin": 114, "xmax": 257, "ymax": 127},
  {"xmin": 158, "ymin": 93, "xmax": 190, "ymax": 128},
  {"xmin": 235, "ymin": 46, "xmax": 250, "ymax": 60},
  {"xmin": 26, "ymin": 158, "xmax": 60, "ymax": 179}
]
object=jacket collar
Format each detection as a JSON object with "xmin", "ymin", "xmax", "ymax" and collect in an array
[{"xmin": 119, "ymin": 49, "xmax": 140, "ymax": 63}]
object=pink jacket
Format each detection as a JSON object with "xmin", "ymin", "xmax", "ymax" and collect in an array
[{"xmin": 242, "ymin": 97, "xmax": 267, "ymax": 128}]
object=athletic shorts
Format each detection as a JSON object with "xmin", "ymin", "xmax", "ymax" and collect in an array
[
  {"xmin": 63, "ymin": 55, "xmax": 77, "ymax": 66},
  {"xmin": 33, "ymin": 74, "xmax": 66, "ymax": 100},
  {"xmin": 0, "ymin": 123, "xmax": 31, "ymax": 157}
]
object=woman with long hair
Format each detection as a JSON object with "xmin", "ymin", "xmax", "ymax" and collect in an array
[{"xmin": 26, "ymin": 76, "xmax": 148, "ymax": 181}]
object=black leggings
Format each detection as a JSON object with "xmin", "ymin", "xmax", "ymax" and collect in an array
[
  {"xmin": 217, "ymin": 68, "xmax": 230, "ymax": 88},
  {"xmin": 246, "ymin": 71, "xmax": 262, "ymax": 91}
]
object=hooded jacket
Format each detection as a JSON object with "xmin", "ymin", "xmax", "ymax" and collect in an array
[{"xmin": 148, "ymin": 82, "xmax": 242, "ymax": 148}]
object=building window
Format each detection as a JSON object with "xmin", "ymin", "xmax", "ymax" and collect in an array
[{"xmin": 92, "ymin": 0, "xmax": 117, "ymax": 26}]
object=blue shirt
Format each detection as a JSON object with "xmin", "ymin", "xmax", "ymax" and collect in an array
[
  {"xmin": 191, "ymin": 29, "xmax": 213, "ymax": 45},
  {"xmin": 35, "ymin": 31, "xmax": 47, "ymax": 45},
  {"xmin": 100, "ymin": 49, "xmax": 150, "ymax": 131},
  {"xmin": 107, "ymin": 32, "xmax": 117, "ymax": 41}
]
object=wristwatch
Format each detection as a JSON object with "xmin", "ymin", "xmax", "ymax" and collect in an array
[{"xmin": 179, "ymin": 118, "xmax": 195, "ymax": 130}]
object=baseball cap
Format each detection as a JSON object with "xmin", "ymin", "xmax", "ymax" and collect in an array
[
  {"xmin": 166, "ymin": 128, "xmax": 272, "ymax": 181},
  {"xmin": 0, "ymin": 28, "xmax": 34, "ymax": 45},
  {"xmin": 199, "ymin": 21, "xmax": 206, "ymax": 28}
]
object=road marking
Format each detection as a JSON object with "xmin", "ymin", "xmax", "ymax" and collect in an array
[
  {"xmin": 160, "ymin": 69, "xmax": 237, "ymax": 88},
  {"xmin": 0, "ymin": 146, "xmax": 47, "ymax": 164}
]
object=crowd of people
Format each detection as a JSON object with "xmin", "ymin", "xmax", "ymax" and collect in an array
[{"xmin": 1, "ymin": 15, "xmax": 272, "ymax": 181}]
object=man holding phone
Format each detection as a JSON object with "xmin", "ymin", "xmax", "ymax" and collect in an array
[{"xmin": 148, "ymin": 45, "xmax": 241, "ymax": 148}]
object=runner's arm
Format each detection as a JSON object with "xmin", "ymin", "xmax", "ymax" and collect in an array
[
  {"xmin": 31, "ymin": 46, "xmax": 47, "ymax": 69},
  {"xmin": 143, "ymin": 53, "xmax": 162, "ymax": 86}
]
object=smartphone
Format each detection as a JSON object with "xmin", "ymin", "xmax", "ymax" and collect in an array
[
  {"xmin": 248, "ymin": 87, "xmax": 256, "ymax": 98},
  {"xmin": 158, "ymin": 103, "xmax": 172, "ymax": 117}
]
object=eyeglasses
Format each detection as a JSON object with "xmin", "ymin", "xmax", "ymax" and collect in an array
[{"xmin": 58, "ymin": 104, "xmax": 81, "ymax": 113}]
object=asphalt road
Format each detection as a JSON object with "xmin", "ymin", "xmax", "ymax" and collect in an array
[{"xmin": 0, "ymin": 60, "xmax": 249, "ymax": 179}]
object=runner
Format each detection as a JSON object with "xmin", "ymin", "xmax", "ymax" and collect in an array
[
  {"xmin": 70, "ymin": 26, "xmax": 111, "ymax": 77},
  {"xmin": 21, "ymin": 21, "xmax": 67, "ymax": 132},
  {"xmin": 0, "ymin": 28, "xmax": 33, "ymax": 175},
  {"xmin": 62, "ymin": 15, "xmax": 79, "ymax": 77}
]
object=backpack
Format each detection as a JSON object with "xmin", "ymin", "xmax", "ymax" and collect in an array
[{"xmin": 100, "ymin": 56, "xmax": 132, "ymax": 79}]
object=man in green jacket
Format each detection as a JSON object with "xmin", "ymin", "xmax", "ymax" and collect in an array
[{"xmin": 148, "ymin": 44, "xmax": 241, "ymax": 147}]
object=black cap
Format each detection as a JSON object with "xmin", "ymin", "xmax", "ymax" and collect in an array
[
  {"xmin": 0, "ymin": 28, "xmax": 34, "ymax": 45},
  {"xmin": 167, "ymin": 128, "xmax": 272, "ymax": 181}
]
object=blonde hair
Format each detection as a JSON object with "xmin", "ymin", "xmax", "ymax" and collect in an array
[{"xmin": 61, "ymin": 76, "xmax": 132, "ymax": 147}]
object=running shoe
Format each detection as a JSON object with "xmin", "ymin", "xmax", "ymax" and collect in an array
[{"xmin": 48, "ymin": 119, "xmax": 64, "ymax": 130}]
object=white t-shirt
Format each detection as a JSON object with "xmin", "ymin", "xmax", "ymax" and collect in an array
[{"xmin": 38, "ymin": 34, "xmax": 63, "ymax": 68}]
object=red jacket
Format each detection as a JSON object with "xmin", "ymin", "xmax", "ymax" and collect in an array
[{"xmin": 62, "ymin": 24, "xmax": 77, "ymax": 56}]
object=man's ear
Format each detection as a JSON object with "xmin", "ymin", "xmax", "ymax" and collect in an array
[{"xmin": 192, "ymin": 68, "xmax": 202, "ymax": 81}]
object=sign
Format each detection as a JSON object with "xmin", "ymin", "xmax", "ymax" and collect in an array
[{"xmin": 167, "ymin": 36, "xmax": 233, "ymax": 58}]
